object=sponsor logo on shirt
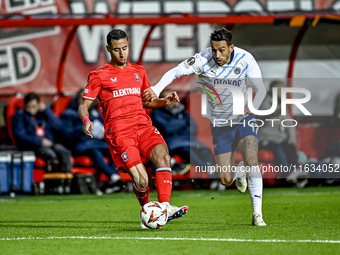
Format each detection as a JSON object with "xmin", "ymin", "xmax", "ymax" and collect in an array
[
  {"xmin": 113, "ymin": 87, "xmax": 141, "ymax": 98},
  {"xmin": 110, "ymin": 77, "xmax": 117, "ymax": 83},
  {"xmin": 213, "ymin": 79, "xmax": 242, "ymax": 86}
]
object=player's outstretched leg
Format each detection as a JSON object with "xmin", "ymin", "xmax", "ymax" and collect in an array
[
  {"xmin": 150, "ymin": 144, "xmax": 189, "ymax": 223},
  {"xmin": 155, "ymin": 167, "xmax": 189, "ymax": 222}
]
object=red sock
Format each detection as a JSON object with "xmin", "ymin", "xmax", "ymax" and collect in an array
[
  {"xmin": 155, "ymin": 167, "xmax": 172, "ymax": 203},
  {"xmin": 133, "ymin": 183, "xmax": 149, "ymax": 207}
]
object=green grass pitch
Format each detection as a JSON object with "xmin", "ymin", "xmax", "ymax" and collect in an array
[{"xmin": 0, "ymin": 186, "xmax": 339, "ymax": 255}]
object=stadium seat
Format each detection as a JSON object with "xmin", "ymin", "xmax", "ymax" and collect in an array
[
  {"xmin": 52, "ymin": 95, "xmax": 72, "ymax": 116},
  {"xmin": 258, "ymin": 150, "xmax": 274, "ymax": 162},
  {"xmin": 33, "ymin": 169, "xmax": 45, "ymax": 183},
  {"xmin": 34, "ymin": 157, "xmax": 46, "ymax": 168},
  {"xmin": 72, "ymin": 167, "xmax": 96, "ymax": 175},
  {"xmin": 73, "ymin": 156, "xmax": 93, "ymax": 167}
]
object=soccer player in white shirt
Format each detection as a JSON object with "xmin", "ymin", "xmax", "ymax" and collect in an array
[{"xmin": 143, "ymin": 28, "xmax": 266, "ymax": 226}]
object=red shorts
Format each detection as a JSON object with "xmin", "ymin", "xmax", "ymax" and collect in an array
[{"xmin": 104, "ymin": 124, "xmax": 167, "ymax": 172}]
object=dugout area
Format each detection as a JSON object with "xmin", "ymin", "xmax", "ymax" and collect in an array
[{"xmin": 0, "ymin": 7, "xmax": 340, "ymax": 193}]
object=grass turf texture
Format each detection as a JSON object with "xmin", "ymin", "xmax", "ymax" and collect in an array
[{"xmin": 0, "ymin": 186, "xmax": 339, "ymax": 255}]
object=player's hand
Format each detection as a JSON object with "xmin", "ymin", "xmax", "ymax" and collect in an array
[
  {"xmin": 164, "ymin": 92, "xmax": 180, "ymax": 105},
  {"xmin": 244, "ymin": 106, "xmax": 254, "ymax": 115},
  {"xmin": 42, "ymin": 138, "xmax": 53, "ymax": 147},
  {"xmin": 143, "ymin": 87, "xmax": 157, "ymax": 102},
  {"xmin": 84, "ymin": 121, "xmax": 94, "ymax": 138}
]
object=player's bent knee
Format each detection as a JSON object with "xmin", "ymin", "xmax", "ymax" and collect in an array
[
  {"xmin": 220, "ymin": 178, "xmax": 232, "ymax": 186},
  {"xmin": 130, "ymin": 172, "xmax": 148, "ymax": 190},
  {"xmin": 135, "ymin": 177, "xmax": 148, "ymax": 190}
]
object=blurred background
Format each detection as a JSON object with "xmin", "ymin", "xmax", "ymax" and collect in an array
[{"xmin": 0, "ymin": 0, "xmax": 339, "ymax": 196}]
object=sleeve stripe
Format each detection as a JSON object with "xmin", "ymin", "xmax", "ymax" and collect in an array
[{"xmin": 83, "ymin": 96, "xmax": 96, "ymax": 101}]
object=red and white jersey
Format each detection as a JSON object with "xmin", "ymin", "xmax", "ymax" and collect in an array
[{"xmin": 83, "ymin": 62, "xmax": 152, "ymax": 133}]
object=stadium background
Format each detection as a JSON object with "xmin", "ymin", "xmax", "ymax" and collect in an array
[{"xmin": 0, "ymin": 0, "xmax": 340, "ymax": 188}]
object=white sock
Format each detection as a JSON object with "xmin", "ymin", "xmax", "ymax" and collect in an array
[
  {"xmin": 247, "ymin": 165, "xmax": 263, "ymax": 216},
  {"xmin": 231, "ymin": 165, "xmax": 245, "ymax": 184}
]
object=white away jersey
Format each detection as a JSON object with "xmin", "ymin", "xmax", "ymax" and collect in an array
[{"xmin": 177, "ymin": 46, "xmax": 265, "ymax": 127}]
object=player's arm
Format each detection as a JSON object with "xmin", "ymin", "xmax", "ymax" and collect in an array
[
  {"xmin": 78, "ymin": 99, "xmax": 94, "ymax": 138},
  {"xmin": 143, "ymin": 54, "xmax": 203, "ymax": 101},
  {"xmin": 143, "ymin": 91, "xmax": 180, "ymax": 109},
  {"xmin": 143, "ymin": 67, "xmax": 183, "ymax": 102}
]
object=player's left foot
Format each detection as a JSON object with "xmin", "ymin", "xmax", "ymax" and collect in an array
[
  {"xmin": 165, "ymin": 203, "xmax": 189, "ymax": 222},
  {"xmin": 236, "ymin": 161, "xmax": 247, "ymax": 193},
  {"xmin": 252, "ymin": 213, "xmax": 266, "ymax": 226}
]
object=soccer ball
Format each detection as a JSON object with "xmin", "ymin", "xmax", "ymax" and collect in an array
[{"xmin": 140, "ymin": 201, "xmax": 168, "ymax": 229}]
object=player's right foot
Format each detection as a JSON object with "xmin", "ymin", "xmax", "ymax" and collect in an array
[
  {"xmin": 252, "ymin": 213, "xmax": 266, "ymax": 226},
  {"xmin": 165, "ymin": 203, "xmax": 189, "ymax": 222},
  {"xmin": 236, "ymin": 161, "xmax": 247, "ymax": 193}
]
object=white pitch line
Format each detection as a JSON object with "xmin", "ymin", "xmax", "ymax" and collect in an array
[{"xmin": 0, "ymin": 236, "xmax": 339, "ymax": 244}]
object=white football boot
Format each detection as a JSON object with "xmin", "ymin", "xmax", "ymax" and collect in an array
[
  {"xmin": 235, "ymin": 161, "xmax": 247, "ymax": 193},
  {"xmin": 164, "ymin": 203, "xmax": 189, "ymax": 222},
  {"xmin": 252, "ymin": 213, "xmax": 267, "ymax": 226}
]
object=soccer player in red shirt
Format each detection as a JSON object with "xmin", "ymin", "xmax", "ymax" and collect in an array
[{"xmin": 78, "ymin": 29, "xmax": 189, "ymax": 227}]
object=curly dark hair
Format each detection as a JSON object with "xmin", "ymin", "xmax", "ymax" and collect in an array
[{"xmin": 210, "ymin": 28, "xmax": 233, "ymax": 46}]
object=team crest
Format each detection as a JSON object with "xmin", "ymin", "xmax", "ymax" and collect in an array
[
  {"xmin": 134, "ymin": 73, "xmax": 140, "ymax": 82},
  {"xmin": 234, "ymin": 67, "xmax": 241, "ymax": 75},
  {"xmin": 121, "ymin": 152, "xmax": 129, "ymax": 162}
]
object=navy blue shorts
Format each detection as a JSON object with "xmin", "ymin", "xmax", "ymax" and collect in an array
[{"xmin": 211, "ymin": 115, "xmax": 259, "ymax": 155}]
